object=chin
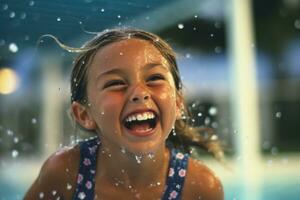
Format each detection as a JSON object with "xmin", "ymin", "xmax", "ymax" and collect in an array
[{"xmin": 124, "ymin": 140, "xmax": 165, "ymax": 156}]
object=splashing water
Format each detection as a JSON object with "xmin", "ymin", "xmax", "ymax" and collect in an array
[
  {"xmin": 147, "ymin": 152, "xmax": 154, "ymax": 159},
  {"xmin": 32, "ymin": 118, "xmax": 37, "ymax": 124},
  {"xmin": 178, "ymin": 24, "xmax": 184, "ymax": 29},
  {"xmin": 135, "ymin": 155, "xmax": 142, "ymax": 164},
  {"xmin": 9, "ymin": 43, "xmax": 18, "ymax": 53},
  {"xmin": 120, "ymin": 148, "xmax": 126, "ymax": 154},
  {"xmin": 12, "ymin": 150, "xmax": 19, "ymax": 158},
  {"xmin": 208, "ymin": 107, "xmax": 218, "ymax": 116},
  {"xmin": 39, "ymin": 192, "xmax": 44, "ymax": 199},
  {"xmin": 275, "ymin": 112, "xmax": 282, "ymax": 118},
  {"xmin": 66, "ymin": 183, "xmax": 72, "ymax": 190}
]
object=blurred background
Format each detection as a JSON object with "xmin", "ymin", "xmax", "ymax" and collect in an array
[{"xmin": 1, "ymin": 0, "xmax": 300, "ymax": 199}]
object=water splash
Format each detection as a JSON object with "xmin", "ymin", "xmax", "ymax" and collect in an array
[
  {"xmin": 275, "ymin": 112, "xmax": 282, "ymax": 118},
  {"xmin": 178, "ymin": 24, "xmax": 184, "ymax": 29},
  {"xmin": 135, "ymin": 155, "xmax": 142, "ymax": 164},
  {"xmin": 39, "ymin": 192, "xmax": 44, "ymax": 199},
  {"xmin": 208, "ymin": 107, "xmax": 218, "ymax": 116},
  {"xmin": 66, "ymin": 183, "xmax": 72, "ymax": 190},
  {"xmin": 120, "ymin": 147, "xmax": 126, "ymax": 154},
  {"xmin": 9, "ymin": 43, "xmax": 18, "ymax": 53},
  {"xmin": 12, "ymin": 150, "xmax": 19, "ymax": 158},
  {"xmin": 31, "ymin": 118, "xmax": 37, "ymax": 124}
]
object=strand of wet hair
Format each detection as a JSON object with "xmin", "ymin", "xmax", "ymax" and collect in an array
[{"xmin": 35, "ymin": 34, "xmax": 96, "ymax": 53}]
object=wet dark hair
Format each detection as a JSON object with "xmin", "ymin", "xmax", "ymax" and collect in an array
[{"xmin": 52, "ymin": 28, "xmax": 224, "ymax": 161}]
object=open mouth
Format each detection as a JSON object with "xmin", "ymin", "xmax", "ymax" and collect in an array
[{"xmin": 123, "ymin": 111, "xmax": 158, "ymax": 135}]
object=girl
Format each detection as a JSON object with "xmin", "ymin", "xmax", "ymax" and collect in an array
[{"xmin": 24, "ymin": 28, "xmax": 224, "ymax": 200}]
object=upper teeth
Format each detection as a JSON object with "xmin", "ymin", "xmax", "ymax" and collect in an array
[{"xmin": 125, "ymin": 112, "xmax": 155, "ymax": 122}]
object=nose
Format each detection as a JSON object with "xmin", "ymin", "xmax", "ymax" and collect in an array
[{"xmin": 130, "ymin": 84, "xmax": 150, "ymax": 103}]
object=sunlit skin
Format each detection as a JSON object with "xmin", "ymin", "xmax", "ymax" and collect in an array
[
  {"xmin": 23, "ymin": 38, "xmax": 223, "ymax": 200},
  {"xmin": 72, "ymin": 39, "xmax": 181, "ymax": 196}
]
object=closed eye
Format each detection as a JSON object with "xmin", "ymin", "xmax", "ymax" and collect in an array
[{"xmin": 103, "ymin": 80, "xmax": 126, "ymax": 89}]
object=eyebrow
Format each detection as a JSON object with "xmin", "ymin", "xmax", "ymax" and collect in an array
[{"xmin": 97, "ymin": 63, "xmax": 168, "ymax": 79}]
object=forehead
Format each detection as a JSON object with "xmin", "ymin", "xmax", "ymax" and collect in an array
[{"xmin": 90, "ymin": 39, "xmax": 168, "ymax": 72}]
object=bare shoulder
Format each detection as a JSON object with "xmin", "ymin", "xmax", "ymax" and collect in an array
[
  {"xmin": 182, "ymin": 157, "xmax": 224, "ymax": 200},
  {"xmin": 23, "ymin": 145, "xmax": 80, "ymax": 200}
]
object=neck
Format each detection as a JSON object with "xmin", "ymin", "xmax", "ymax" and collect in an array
[{"xmin": 97, "ymin": 140, "xmax": 170, "ymax": 189}]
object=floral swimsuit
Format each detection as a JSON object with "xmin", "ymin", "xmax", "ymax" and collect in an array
[{"xmin": 72, "ymin": 137, "xmax": 189, "ymax": 200}]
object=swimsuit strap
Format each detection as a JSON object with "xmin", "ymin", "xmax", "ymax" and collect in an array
[
  {"xmin": 162, "ymin": 149, "xmax": 189, "ymax": 200},
  {"xmin": 72, "ymin": 138, "xmax": 188, "ymax": 200},
  {"xmin": 73, "ymin": 137, "xmax": 100, "ymax": 200}
]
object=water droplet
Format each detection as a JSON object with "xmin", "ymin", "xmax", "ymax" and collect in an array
[
  {"xmin": 3, "ymin": 4, "xmax": 8, "ymax": 10},
  {"xmin": 9, "ymin": 43, "xmax": 18, "ymax": 53},
  {"xmin": 29, "ymin": 1, "xmax": 35, "ymax": 6},
  {"xmin": 210, "ymin": 33, "xmax": 214, "ymax": 37},
  {"xmin": 212, "ymin": 122, "xmax": 218, "ymax": 128},
  {"xmin": 117, "ymin": 15, "xmax": 121, "ymax": 19},
  {"xmin": 214, "ymin": 22, "xmax": 221, "ymax": 29},
  {"xmin": 13, "ymin": 137, "xmax": 19, "ymax": 143},
  {"xmin": 100, "ymin": 8, "xmax": 105, "ymax": 12},
  {"xmin": 9, "ymin": 11, "xmax": 16, "ymax": 18},
  {"xmin": 209, "ymin": 107, "xmax": 218, "ymax": 116},
  {"xmin": 135, "ymin": 155, "xmax": 142, "ymax": 164},
  {"xmin": 147, "ymin": 152, "xmax": 154, "ymax": 159},
  {"xmin": 120, "ymin": 148, "xmax": 126, "ymax": 154},
  {"xmin": 39, "ymin": 192, "xmax": 44, "ymax": 199},
  {"xmin": 7, "ymin": 129, "xmax": 14, "ymax": 136},
  {"xmin": 32, "ymin": 118, "xmax": 37, "ymax": 124},
  {"xmin": 57, "ymin": 17, "xmax": 61, "ymax": 22},
  {"xmin": 204, "ymin": 117, "xmax": 210, "ymax": 125},
  {"xmin": 194, "ymin": 15, "xmax": 198, "ymax": 18},
  {"xmin": 210, "ymin": 134, "xmax": 218, "ymax": 140},
  {"xmin": 197, "ymin": 112, "xmax": 202, "ymax": 117},
  {"xmin": 275, "ymin": 112, "xmax": 282, "ymax": 118},
  {"xmin": 20, "ymin": 12, "xmax": 27, "ymax": 19},
  {"xmin": 294, "ymin": 19, "xmax": 300, "ymax": 29},
  {"xmin": 12, "ymin": 150, "xmax": 19, "ymax": 158},
  {"xmin": 67, "ymin": 183, "xmax": 72, "ymax": 190},
  {"xmin": 78, "ymin": 192, "xmax": 86, "ymax": 200},
  {"xmin": 178, "ymin": 23, "xmax": 184, "ymax": 29},
  {"xmin": 214, "ymin": 46, "xmax": 222, "ymax": 53}
]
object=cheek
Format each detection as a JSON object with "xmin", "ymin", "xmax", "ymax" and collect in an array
[
  {"xmin": 156, "ymin": 85, "xmax": 177, "ymax": 103},
  {"xmin": 90, "ymin": 93, "xmax": 124, "ymax": 124}
]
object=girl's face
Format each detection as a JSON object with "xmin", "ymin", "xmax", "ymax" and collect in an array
[{"xmin": 81, "ymin": 39, "xmax": 181, "ymax": 154}]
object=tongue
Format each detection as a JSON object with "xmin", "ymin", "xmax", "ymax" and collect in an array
[{"xmin": 130, "ymin": 122, "xmax": 151, "ymax": 132}]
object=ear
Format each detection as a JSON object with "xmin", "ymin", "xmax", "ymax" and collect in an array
[
  {"xmin": 71, "ymin": 101, "xmax": 97, "ymax": 130},
  {"xmin": 175, "ymin": 94, "xmax": 184, "ymax": 120}
]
